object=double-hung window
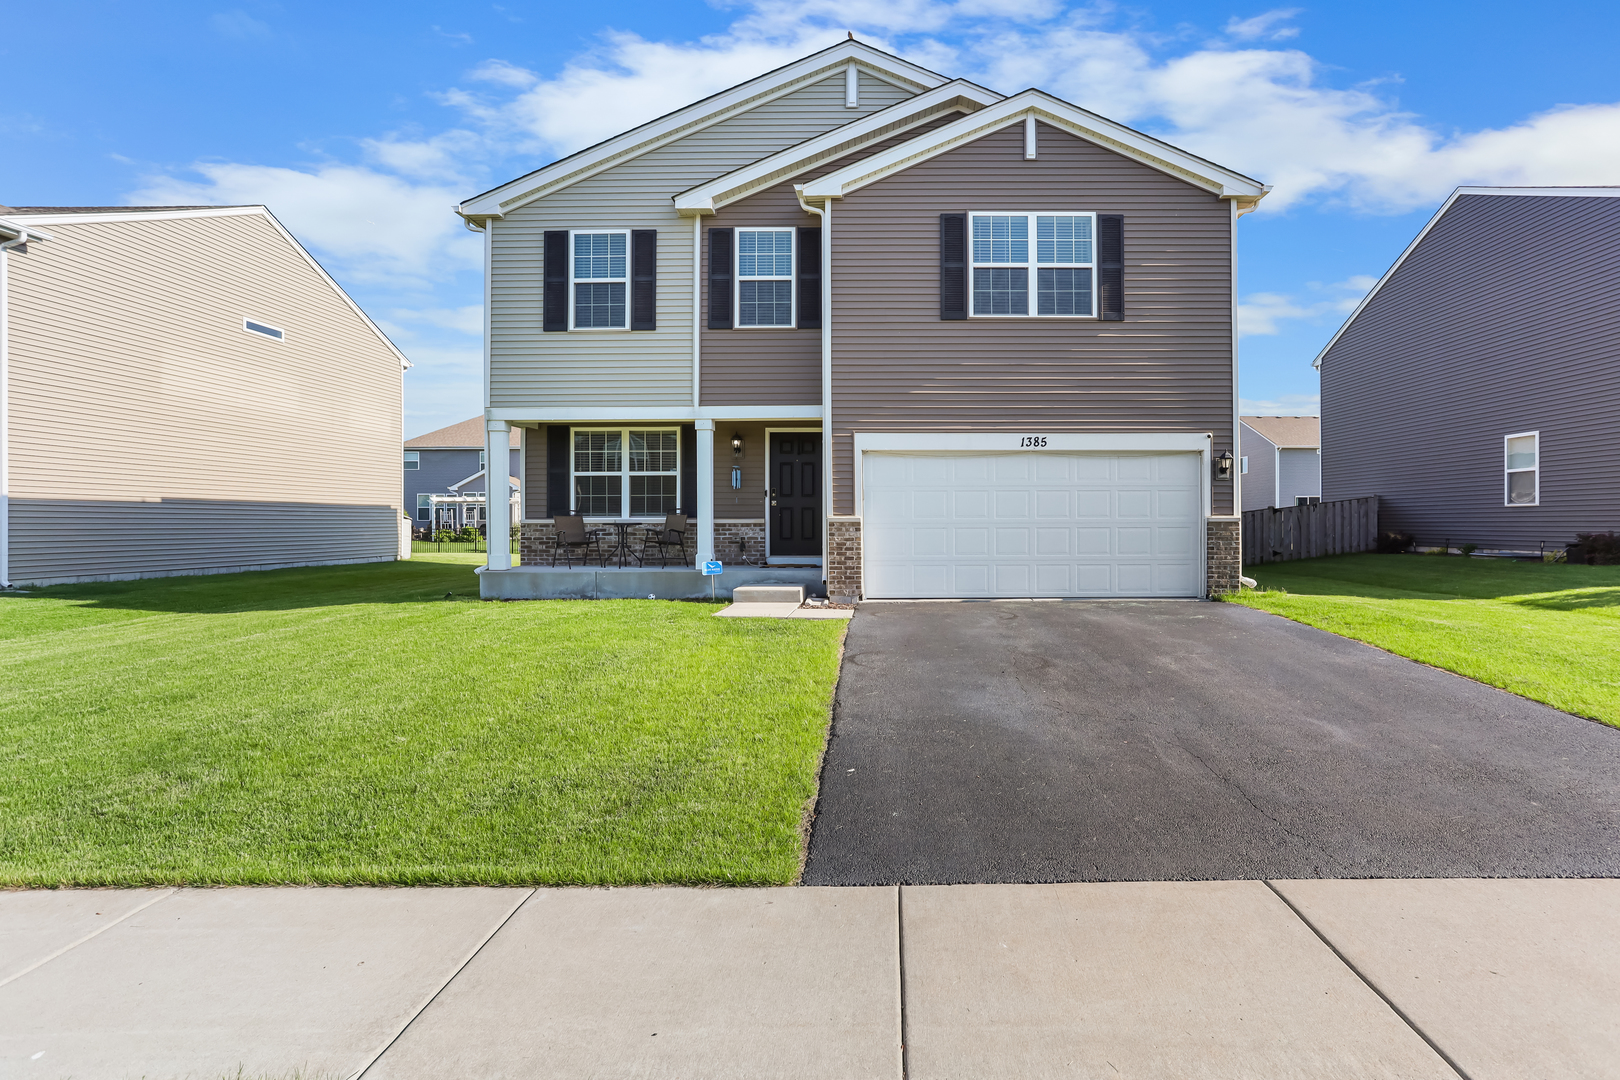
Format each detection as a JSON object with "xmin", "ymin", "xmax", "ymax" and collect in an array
[
  {"xmin": 572, "ymin": 428, "xmax": 679, "ymax": 517},
  {"xmin": 1505, "ymin": 431, "xmax": 1539, "ymax": 505},
  {"xmin": 571, "ymin": 230, "xmax": 628, "ymax": 329},
  {"xmin": 970, "ymin": 213, "xmax": 1096, "ymax": 317},
  {"xmin": 416, "ymin": 493, "xmax": 431, "ymax": 521},
  {"xmin": 737, "ymin": 229, "xmax": 794, "ymax": 327},
  {"xmin": 404, "ymin": 451, "xmax": 419, "ymax": 471}
]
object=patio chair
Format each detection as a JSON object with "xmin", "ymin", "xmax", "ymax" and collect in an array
[
  {"xmin": 639, "ymin": 514, "xmax": 691, "ymax": 567},
  {"xmin": 551, "ymin": 515, "xmax": 605, "ymax": 568}
]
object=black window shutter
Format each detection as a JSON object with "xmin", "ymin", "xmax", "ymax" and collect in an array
[
  {"xmin": 679, "ymin": 425, "xmax": 697, "ymax": 517},
  {"xmin": 546, "ymin": 425, "xmax": 570, "ymax": 517},
  {"xmin": 939, "ymin": 214, "xmax": 967, "ymax": 320},
  {"xmin": 1098, "ymin": 214, "xmax": 1125, "ymax": 322},
  {"xmin": 631, "ymin": 229, "xmax": 657, "ymax": 331},
  {"xmin": 543, "ymin": 231, "xmax": 569, "ymax": 332},
  {"xmin": 796, "ymin": 227, "xmax": 822, "ymax": 329},
  {"xmin": 707, "ymin": 228, "xmax": 733, "ymax": 330}
]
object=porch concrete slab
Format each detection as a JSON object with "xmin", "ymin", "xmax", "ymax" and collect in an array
[
  {"xmin": 0, "ymin": 887, "xmax": 172, "ymax": 985},
  {"xmin": 367, "ymin": 886, "xmax": 899, "ymax": 1080},
  {"xmin": 900, "ymin": 880, "xmax": 1455, "ymax": 1080},
  {"xmin": 480, "ymin": 564, "xmax": 823, "ymax": 601},
  {"xmin": 0, "ymin": 886, "xmax": 529, "ymax": 1079},
  {"xmin": 1273, "ymin": 878, "xmax": 1620, "ymax": 1080}
]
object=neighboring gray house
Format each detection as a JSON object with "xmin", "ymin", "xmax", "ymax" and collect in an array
[
  {"xmin": 455, "ymin": 40, "xmax": 1268, "ymax": 599},
  {"xmin": 1240, "ymin": 416, "xmax": 1320, "ymax": 511},
  {"xmin": 404, "ymin": 416, "xmax": 521, "ymax": 533},
  {"xmin": 1316, "ymin": 187, "xmax": 1620, "ymax": 552},
  {"xmin": 0, "ymin": 205, "xmax": 409, "ymax": 586}
]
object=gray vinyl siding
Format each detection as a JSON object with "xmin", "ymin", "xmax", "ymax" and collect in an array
[
  {"xmin": 828, "ymin": 121, "xmax": 1236, "ymax": 515},
  {"xmin": 701, "ymin": 112, "xmax": 959, "ymax": 407},
  {"xmin": 489, "ymin": 71, "xmax": 915, "ymax": 410},
  {"xmin": 404, "ymin": 448, "xmax": 520, "ymax": 523},
  {"xmin": 1278, "ymin": 448, "xmax": 1321, "ymax": 505},
  {"xmin": 1319, "ymin": 193, "xmax": 1620, "ymax": 549},
  {"xmin": 4, "ymin": 212, "xmax": 403, "ymax": 584},
  {"xmin": 1240, "ymin": 423, "xmax": 1278, "ymax": 511}
]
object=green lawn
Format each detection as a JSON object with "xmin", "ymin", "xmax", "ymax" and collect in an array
[
  {"xmin": 1227, "ymin": 554, "xmax": 1620, "ymax": 727},
  {"xmin": 0, "ymin": 555, "xmax": 846, "ymax": 887}
]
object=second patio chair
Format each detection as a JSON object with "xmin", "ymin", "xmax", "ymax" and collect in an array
[{"xmin": 639, "ymin": 514, "xmax": 691, "ymax": 567}]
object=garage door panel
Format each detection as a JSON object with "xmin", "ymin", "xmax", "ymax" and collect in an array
[{"xmin": 863, "ymin": 451, "xmax": 1202, "ymax": 599}]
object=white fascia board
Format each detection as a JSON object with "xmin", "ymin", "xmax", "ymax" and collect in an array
[
  {"xmin": 1312, "ymin": 186, "xmax": 1620, "ymax": 369},
  {"xmin": 1238, "ymin": 420, "xmax": 1278, "ymax": 449},
  {"xmin": 673, "ymin": 81, "xmax": 1003, "ymax": 215},
  {"xmin": 487, "ymin": 406, "xmax": 823, "ymax": 423},
  {"xmin": 802, "ymin": 91, "xmax": 1267, "ymax": 202},
  {"xmin": 0, "ymin": 218, "xmax": 54, "ymax": 241},
  {"xmin": 457, "ymin": 42, "xmax": 947, "ymax": 219},
  {"xmin": 449, "ymin": 469, "xmax": 487, "ymax": 490},
  {"xmin": 854, "ymin": 432, "xmax": 1211, "ymax": 453}
]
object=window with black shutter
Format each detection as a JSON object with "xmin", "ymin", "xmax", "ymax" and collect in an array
[
  {"xmin": 707, "ymin": 227, "xmax": 733, "ymax": 329},
  {"xmin": 939, "ymin": 213, "xmax": 967, "ymax": 320},
  {"xmin": 796, "ymin": 226, "xmax": 821, "ymax": 329},
  {"xmin": 543, "ymin": 231, "xmax": 568, "ymax": 332},
  {"xmin": 1098, "ymin": 214, "xmax": 1124, "ymax": 321},
  {"xmin": 631, "ymin": 229, "xmax": 656, "ymax": 331}
]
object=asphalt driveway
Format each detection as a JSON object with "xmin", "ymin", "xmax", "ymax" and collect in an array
[{"xmin": 802, "ymin": 601, "xmax": 1620, "ymax": 885}]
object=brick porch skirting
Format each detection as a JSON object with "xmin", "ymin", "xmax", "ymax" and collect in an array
[
  {"xmin": 520, "ymin": 520, "xmax": 699, "ymax": 567},
  {"xmin": 1206, "ymin": 516, "xmax": 1241, "ymax": 597},
  {"xmin": 714, "ymin": 520, "xmax": 767, "ymax": 566},
  {"xmin": 827, "ymin": 518, "xmax": 862, "ymax": 601}
]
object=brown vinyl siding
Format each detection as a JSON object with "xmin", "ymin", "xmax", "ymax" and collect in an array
[
  {"xmin": 1319, "ymin": 192, "xmax": 1620, "ymax": 549},
  {"xmin": 700, "ymin": 113, "xmax": 959, "ymax": 407},
  {"xmin": 5, "ymin": 212, "xmax": 403, "ymax": 584},
  {"xmin": 828, "ymin": 121, "xmax": 1235, "ymax": 515}
]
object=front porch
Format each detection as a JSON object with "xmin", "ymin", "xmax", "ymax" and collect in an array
[{"xmin": 478, "ymin": 563, "xmax": 825, "ymax": 601}]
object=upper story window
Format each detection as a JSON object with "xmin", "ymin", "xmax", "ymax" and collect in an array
[
  {"xmin": 969, "ymin": 213, "xmax": 1096, "ymax": 317},
  {"xmin": 243, "ymin": 318, "xmax": 285, "ymax": 341},
  {"xmin": 737, "ymin": 229, "xmax": 794, "ymax": 327},
  {"xmin": 404, "ymin": 451, "xmax": 420, "ymax": 471},
  {"xmin": 572, "ymin": 231, "xmax": 628, "ymax": 329},
  {"xmin": 479, "ymin": 450, "xmax": 487, "ymax": 470},
  {"xmin": 1505, "ymin": 431, "xmax": 1539, "ymax": 505},
  {"xmin": 572, "ymin": 428, "xmax": 679, "ymax": 518}
]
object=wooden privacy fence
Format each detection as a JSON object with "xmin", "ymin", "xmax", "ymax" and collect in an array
[{"xmin": 1242, "ymin": 496, "xmax": 1379, "ymax": 565}]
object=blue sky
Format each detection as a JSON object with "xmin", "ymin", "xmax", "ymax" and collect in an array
[{"xmin": 5, "ymin": 1, "xmax": 1619, "ymax": 437}]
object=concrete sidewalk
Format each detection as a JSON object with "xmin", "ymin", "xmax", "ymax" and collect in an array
[{"xmin": 2, "ymin": 880, "xmax": 1616, "ymax": 1079}]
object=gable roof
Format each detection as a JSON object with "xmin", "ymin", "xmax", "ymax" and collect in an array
[
  {"xmin": 3, "ymin": 205, "xmax": 412, "ymax": 370},
  {"xmin": 456, "ymin": 39, "xmax": 947, "ymax": 219},
  {"xmin": 673, "ymin": 79, "xmax": 1003, "ymax": 215},
  {"xmin": 800, "ymin": 89, "xmax": 1268, "ymax": 205},
  {"xmin": 1241, "ymin": 416, "xmax": 1320, "ymax": 448},
  {"xmin": 406, "ymin": 416, "xmax": 522, "ymax": 449},
  {"xmin": 1313, "ymin": 186, "xmax": 1620, "ymax": 369}
]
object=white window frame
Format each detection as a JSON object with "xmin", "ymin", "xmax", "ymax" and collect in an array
[
  {"xmin": 479, "ymin": 450, "xmax": 486, "ymax": 470},
  {"xmin": 967, "ymin": 212, "xmax": 1098, "ymax": 319},
  {"xmin": 243, "ymin": 317, "xmax": 285, "ymax": 342},
  {"xmin": 569, "ymin": 228, "xmax": 631, "ymax": 332},
  {"xmin": 1504, "ymin": 430, "xmax": 1540, "ymax": 507},
  {"xmin": 404, "ymin": 451, "xmax": 420, "ymax": 471},
  {"xmin": 734, "ymin": 228, "xmax": 797, "ymax": 329},
  {"xmin": 416, "ymin": 493, "xmax": 432, "ymax": 521},
  {"xmin": 1240, "ymin": 456, "xmax": 1249, "ymax": 475},
  {"xmin": 569, "ymin": 426, "xmax": 681, "ymax": 520}
]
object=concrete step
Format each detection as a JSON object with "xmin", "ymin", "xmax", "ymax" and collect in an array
[{"xmin": 732, "ymin": 585, "xmax": 805, "ymax": 604}]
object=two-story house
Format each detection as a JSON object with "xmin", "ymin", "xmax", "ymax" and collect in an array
[
  {"xmin": 457, "ymin": 41, "xmax": 1267, "ymax": 600},
  {"xmin": 404, "ymin": 416, "xmax": 521, "ymax": 534},
  {"xmin": 1240, "ymin": 416, "xmax": 1321, "ymax": 511}
]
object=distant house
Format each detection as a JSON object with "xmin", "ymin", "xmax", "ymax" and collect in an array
[
  {"xmin": 1240, "ymin": 416, "xmax": 1321, "ymax": 511},
  {"xmin": 0, "ymin": 205, "xmax": 409, "ymax": 586},
  {"xmin": 404, "ymin": 417, "xmax": 521, "ymax": 533},
  {"xmin": 1316, "ymin": 187, "xmax": 1620, "ymax": 552}
]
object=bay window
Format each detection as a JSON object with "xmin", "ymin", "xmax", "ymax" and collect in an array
[
  {"xmin": 572, "ymin": 428, "xmax": 679, "ymax": 517},
  {"xmin": 970, "ymin": 212, "xmax": 1096, "ymax": 317}
]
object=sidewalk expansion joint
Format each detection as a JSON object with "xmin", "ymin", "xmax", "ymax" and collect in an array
[
  {"xmin": 0, "ymin": 888, "xmax": 176, "ymax": 991},
  {"xmin": 348, "ymin": 887, "xmax": 537, "ymax": 1080},
  {"xmin": 897, "ymin": 885, "xmax": 910, "ymax": 1080},
  {"xmin": 1263, "ymin": 880, "xmax": 1474, "ymax": 1080}
]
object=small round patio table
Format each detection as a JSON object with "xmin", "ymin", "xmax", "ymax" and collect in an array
[{"xmin": 601, "ymin": 520, "xmax": 643, "ymax": 568}]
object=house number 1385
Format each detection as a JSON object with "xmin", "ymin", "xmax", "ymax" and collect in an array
[{"xmin": 1019, "ymin": 436, "xmax": 1048, "ymax": 447}]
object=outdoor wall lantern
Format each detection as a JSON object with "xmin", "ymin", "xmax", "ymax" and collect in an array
[
  {"xmin": 731, "ymin": 432, "xmax": 744, "ymax": 458},
  {"xmin": 1215, "ymin": 450, "xmax": 1235, "ymax": 480}
]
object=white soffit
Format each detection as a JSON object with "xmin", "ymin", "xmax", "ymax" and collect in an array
[
  {"xmin": 457, "ymin": 41, "xmax": 948, "ymax": 219},
  {"xmin": 800, "ymin": 89, "xmax": 1268, "ymax": 204},
  {"xmin": 1313, "ymin": 186, "xmax": 1620, "ymax": 369},
  {"xmin": 7, "ymin": 205, "xmax": 413, "ymax": 370},
  {"xmin": 673, "ymin": 80, "xmax": 1004, "ymax": 215}
]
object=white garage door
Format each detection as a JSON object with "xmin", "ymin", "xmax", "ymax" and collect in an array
[{"xmin": 863, "ymin": 452, "xmax": 1203, "ymax": 599}]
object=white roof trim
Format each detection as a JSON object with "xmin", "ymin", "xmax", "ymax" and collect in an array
[
  {"xmin": 11, "ymin": 205, "xmax": 412, "ymax": 371},
  {"xmin": 449, "ymin": 469, "xmax": 522, "ymax": 491},
  {"xmin": 0, "ymin": 217, "xmax": 54, "ymax": 242},
  {"xmin": 1311, "ymin": 187, "xmax": 1620, "ymax": 369},
  {"xmin": 673, "ymin": 80, "xmax": 1003, "ymax": 215},
  {"xmin": 800, "ymin": 90, "xmax": 1267, "ymax": 203},
  {"xmin": 457, "ymin": 41, "xmax": 946, "ymax": 218}
]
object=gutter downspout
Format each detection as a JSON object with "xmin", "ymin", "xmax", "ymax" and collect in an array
[{"xmin": 796, "ymin": 186, "xmax": 831, "ymax": 590}]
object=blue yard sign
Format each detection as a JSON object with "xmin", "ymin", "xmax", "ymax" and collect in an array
[{"xmin": 702, "ymin": 560, "xmax": 723, "ymax": 576}]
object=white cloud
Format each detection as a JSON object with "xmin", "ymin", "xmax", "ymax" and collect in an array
[
  {"xmin": 385, "ymin": 305, "xmax": 484, "ymax": 336},
  {"xmin": 1224, "ymin": 9, "xmax": 1301, "ymax": 42},
  {"xmin": 1237, "ymin": 276, "xmax": 1373, "ymax": 337},
  {"xmin": 1240, "ymin": 393, "xmax": 1319, "ymax": 416}
]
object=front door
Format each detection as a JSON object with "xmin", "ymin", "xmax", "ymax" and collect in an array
[{"xmin": 769, "ymin": 432, "xmax": 822, "ymax": 558}]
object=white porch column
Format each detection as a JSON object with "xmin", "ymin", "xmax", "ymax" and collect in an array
[
  {"xmin": 485, "ymin": 419, "xmax": 512, "ymax": 571},
  {"xmin": 695, "ymin": 419, "xmax": 715, "ymax": 568}
]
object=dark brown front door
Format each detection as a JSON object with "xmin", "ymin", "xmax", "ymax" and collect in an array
[{"xmin": 770, "ymin": 432, "xmax": 822, "ymax": 557}]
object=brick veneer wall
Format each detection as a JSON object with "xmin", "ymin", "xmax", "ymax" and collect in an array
[
  {"xmin": 714, "ymin": 520, "xmax": 767, "ymax": 565},
  {"xmin": 827, "ymin": 517, "xmax": 862, "ymax": 601},
  {"xmin": 1206, "ymin": 516, "xmax": 1241, "ymax": 596},
  {"xmin": 520, "ymin": 519, "xmax": 703, "ymax": 566}
]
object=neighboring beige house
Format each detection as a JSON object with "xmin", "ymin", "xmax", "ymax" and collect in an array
[
  {"xmin": 0, "ymin": 205, "xmax": 410, "ymax": 586},
  {"xmin": 1239, "ymin": 416, "xmax": 1322, "ymax": 511}
]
